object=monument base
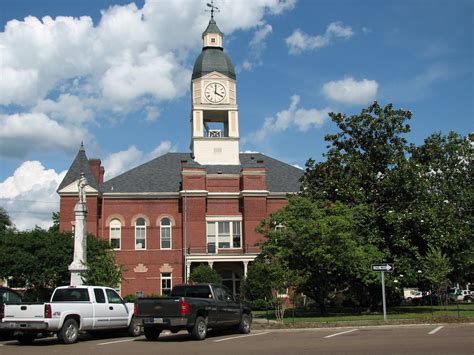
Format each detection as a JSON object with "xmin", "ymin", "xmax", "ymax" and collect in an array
[{"xmin": 69, "ymin": 263, "xmax": 88, "ymax": 286}]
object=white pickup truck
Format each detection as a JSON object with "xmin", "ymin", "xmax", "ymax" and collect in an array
[{"xmin": 0, "ymin": 285, "xmax": 140, "ymax": 344}]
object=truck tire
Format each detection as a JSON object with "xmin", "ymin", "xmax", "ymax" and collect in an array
[
  {"xmin": 238, "ymin": 314, "xmax": 251, "ymax": 334},
  {"xmin": 191, "ymin": 316, "xmax": 207, "ymax": 340},
  {"xmin": 144, "ymin": 327, "xmax": 161, "ymax": 341},
  {"xmin": 127, "ymin": 318, "xmax": 141, "ymax": 337},
  {"xmin": 17, "ymin": 333, "xmax": 36, "ymax": 345},
  {"xmin": 58, "ymin": 318, "xmax": 79, "ymax": 344}
]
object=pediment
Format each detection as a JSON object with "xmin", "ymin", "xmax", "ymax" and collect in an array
[
  {"xmin": 58, "ymin": 179, "xmax": 98, "ymax": 194},
  {"xmin": 202, "ymin": 71, "xmax": 228, "ymax": 80}
]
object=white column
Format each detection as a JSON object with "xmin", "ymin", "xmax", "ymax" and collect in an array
[
  {"xmin": 186, "ymin": 262, "xmax": 191, "ymax": 283},
  {"xmin": 243, "ymin": 261, "xmax": 249, "ymax": 277},
  {"xmin": 208, "ymin": 261, "xmax": 214, "ymax": 269},
  {"xmin": 69, "ymin": 202, "xmax": 88, "ymax": 286}
]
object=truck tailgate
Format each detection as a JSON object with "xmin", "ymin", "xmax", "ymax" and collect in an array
[
  {"xmin": 137, "ymin": 298, "xmax": 181, "ymax": 318},
  {"xmin": 3, "ymin": 303, "xmax": 45, "ymax": 321}
]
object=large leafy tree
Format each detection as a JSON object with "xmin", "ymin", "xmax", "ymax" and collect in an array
[
  {"xmin": 300, "ymin": 102, "xmax": 473, "ymax": 288},
  {"xmin": 257, "ymin": 196, "xmax": 381, "ymax": 315},
  {"xmin": 0, "ymin": 211, "xmax": 124, "ymax": 300}
]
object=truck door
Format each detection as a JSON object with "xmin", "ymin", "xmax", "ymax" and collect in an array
[
  {"xmin": 105, "ymin": 289, "xmax": 129, "ymax": 328},
  {"xmin": 221, "ymin": 285, "xmax": 241, "ymax": 326},
  {"xmin": 93, "ymin": 288, "xmax": 109, "ymax": 329}
]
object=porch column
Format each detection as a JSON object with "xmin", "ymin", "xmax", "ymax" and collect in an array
[
  {"xmin": 208, "ymin": 261, "xmax": 214, "ymax": 269},
  {"xmin": 186, "ymin": 261, "xmax": 191, "ymax": 283},
  {"xmin": 243, "ymin": 261, "xmax": 249, "ymax": 277}
]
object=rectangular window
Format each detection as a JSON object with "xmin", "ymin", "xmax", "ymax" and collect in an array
[
  {"xmin": 161, "ymin": 227, "xmax": 171, "ymax": 249},
  {"xmin": 161, "ymin": 273, "xmax": 172, "ymax": 296},
  {"xmin": 218, "ymin": 222, "xmax": 230, "ymax": 248},
  {"xmin": 206, "ymin": 219, "xmax": 242, "ymax": 251},
  {"xmin": 94, "ymin": 288, "xmax": 106, "ymax": 303},
  {"xmin": 232, "ymin": 222, "xmax": 241, "ymax": 248},
  {"xmin": 207, "ymin": 222, "xmax": 216, "ymax": 253},
  {"xmin": 135, "ymin": 227, "xmax": 146, "ymax": 249},
  {"xmin": 110, "ymin": 226, "xmax": 121, "ymax": 249}
]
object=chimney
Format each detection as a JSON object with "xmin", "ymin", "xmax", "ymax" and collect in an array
[{"xmin": 88, "ymin": 159, "xmax": 102, "ymax": 184}]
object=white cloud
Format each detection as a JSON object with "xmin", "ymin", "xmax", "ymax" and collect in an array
[
  {"xmin": 33, "ymin": 94, "xmax": 95, "ymax": 124},
  {"xmin": 286, "ymin": 21, "xmax": 354, "ymax": 55},
  {"xmin": 0, "ymin": 112, "xmax": 87, "ymax": 158},
  {"xmin": 0, "ymin": 0, "xmax": 296, "ymax": 108},
  {"xmin": 0, "ymin": 0, "xmax": 296, "ymax": 159},
  {"xmin": 145, "ymin": 106, "xmax": 160, "ymax": 123},
  {"xmin": 147, "ymin": 141, "xmax": 177, "ymax": 160},
  {"xmin": 246, "ymin": 95, "xmax": 330, "ymax": 142},
  {"xmin": 240, "ymin": 23, "xmax": 273, "ymax": 71},
  {"xmin": 103, "ymin": 141, "xmax": 177, "ymax": 179},
  {"xmin": 322, "ymin": 77, "xmax": 378, "ymax": 105},
  {"xmin": 0, "ymin": 161, "xmax": 66, "ymax": 230}
]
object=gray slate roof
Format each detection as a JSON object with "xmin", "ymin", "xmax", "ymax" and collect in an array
[
  {"xmin": 192, "ymin": 48, "xmax": 236, "ymax": 80},
  {"xmin": 101, "ymin": 152, "xmax": 303, "ymax": 194},
  {"xmin": 57, "ymin": 146, "xmax": 99, "ymax": 191},
  {"xmin": 202, "ymin": 18, "xmax": 223, "ymax": 36}
]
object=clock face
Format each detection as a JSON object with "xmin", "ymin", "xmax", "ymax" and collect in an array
[{"xmin": 205, "ymin": 82, "xmax": 226, "ymax": 103}]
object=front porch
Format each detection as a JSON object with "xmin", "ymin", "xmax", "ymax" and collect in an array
[{"xmin": 185, "ymin": 246, "xmax": 259, "ymax": 295}]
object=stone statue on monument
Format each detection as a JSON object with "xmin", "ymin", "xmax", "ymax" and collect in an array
[
  {"xmin": 78, "ymin": 172, "xmax": 88, "ymax": 204},
  {"xmin": 70, "ymin": 171, "xmax": 89, "ymax": 286}
]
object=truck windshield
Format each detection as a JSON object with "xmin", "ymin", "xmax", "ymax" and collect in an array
[
  {"xmin": 171, "ymin": 285, "xmax": 212, "ymax": 298},
  {"xmin": 52, "ymin": 288, "xmax": 90, "ymax": 302}
]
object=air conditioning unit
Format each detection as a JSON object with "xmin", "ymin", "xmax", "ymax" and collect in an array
[{"xmin": 208, "ymin": 130, "xmax": 221, "ymax": 138}]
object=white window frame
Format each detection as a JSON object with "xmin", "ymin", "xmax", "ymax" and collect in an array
[
  {"xmin": 109, "ymin": 219, "xmax": 121, "ymax": 250},
  {"xmin": 160, "ymin": 218, "xmax": 172, "ymax": 250},
  {"xmin": 206, "ymin": 216, "xmax": 242, "ymax": 252},
  {"xmin": 135, "ymin": 218, "xmax": 146, "ymax": 250},
  {"xmin": 161, "ymin": 272, "xmax": 172, "ymax": 296}
]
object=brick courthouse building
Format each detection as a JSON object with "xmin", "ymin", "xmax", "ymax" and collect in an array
[{"xmin": 58, "ymin": 17, "xmax": 302, "ymax": 297}]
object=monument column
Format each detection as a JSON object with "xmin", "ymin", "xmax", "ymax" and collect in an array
[{"xmin": 69, "ymin": 172, "xmax": 88, "ymax": 285}]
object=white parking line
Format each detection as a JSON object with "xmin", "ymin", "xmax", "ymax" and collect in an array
[
  {"xmin": 214, "ymin": 331, "xmax": 270, "ymax": 342},
  {"xmin": 97, "ymin": 338, "xmax": 137, "ymax": 346},
  {"xmin": 428, "ymin": 326, "xmax": 444, "ymax": 335},
  {"xmin": 324, "ymin": 329, "xmax": 358, "ymax": 338}
]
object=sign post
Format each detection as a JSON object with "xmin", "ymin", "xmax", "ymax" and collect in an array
[{"xmin": 371, "ymin": 263, "xmax": 394, "ymax": 321}]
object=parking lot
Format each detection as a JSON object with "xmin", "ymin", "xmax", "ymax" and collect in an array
[{"xmin": 1, "ymin": 324, "xmax": 473, "ymax": 355}]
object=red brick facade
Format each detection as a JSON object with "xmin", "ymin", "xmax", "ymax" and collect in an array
[{"xmin": 59, "ymin": 160, "xmax": 290, "ymax": 297}]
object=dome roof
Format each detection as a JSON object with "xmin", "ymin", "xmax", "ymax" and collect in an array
[{"xmin": 192, "ymin": 47, "xmax": 236, "ymax": 80}]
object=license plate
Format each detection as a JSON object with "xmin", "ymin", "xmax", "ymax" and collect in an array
[{"xmin": 153, "ymin": 318, "xmax": 163, "ymax": 324}]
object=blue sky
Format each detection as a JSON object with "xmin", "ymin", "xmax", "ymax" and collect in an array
[{"xmin": 0, "ymin": 0, "xmax": 472, "ymax": 230}]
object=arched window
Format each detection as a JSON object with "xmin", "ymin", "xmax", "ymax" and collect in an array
[
  {"xmin": 135, "ymin": 218, "xmax": 146, "ymax": 250},
  {"xmin": 109, "ymin": 219, "xmax": 121, "ymax": 250},
  {"xmin": 160, "ymin": 218, "xmax": 172, "ymax": 249}
]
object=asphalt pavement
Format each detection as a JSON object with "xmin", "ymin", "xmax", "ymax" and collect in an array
[{"xmin": 0, "ymin": 323, "xmax": 473, "ymax": 355}]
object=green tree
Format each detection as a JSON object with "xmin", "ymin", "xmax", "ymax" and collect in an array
[
  {"xmin": 82, "ymin": 235, "xmax": 124, "ymax": 288},
  {"xmin": 0, "ymin": 226, "xmax": 124, "ymax": 299},
  {"xmin": 0, "ymin": 207, "xmax": 13, "ymax": 236},
  {"xmin": 422, "ymin": 245, "xmax": 453, "ymax": 306},
  {"xmin": 258, "ymin": 196, "xmax": 381, "ymax": 315},
  {"xmin": 189, "ymin": 264, "xmax": 222, "ymax": 284},
  {"xmin": 242, "ymin": 257, "xmax": 299, "ymax": 322}
]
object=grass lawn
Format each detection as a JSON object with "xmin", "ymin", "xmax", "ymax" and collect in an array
[{"xmin": 253, "ymin": 303, "xmax": 474, "ymax": 324}]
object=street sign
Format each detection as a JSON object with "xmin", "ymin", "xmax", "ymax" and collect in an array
[{"xmin": 371, "ymin": 263, "xmax": 394, "ymax": 272}]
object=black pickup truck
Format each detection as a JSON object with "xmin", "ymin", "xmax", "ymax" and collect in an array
[{"xmin": 134, "ymin": 283, "xmax": 252, "ymax": 340}]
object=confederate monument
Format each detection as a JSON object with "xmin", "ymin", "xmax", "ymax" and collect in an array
[{"xmin": 69, "ymin": 172, "xmax": 88, "ymax": 285}]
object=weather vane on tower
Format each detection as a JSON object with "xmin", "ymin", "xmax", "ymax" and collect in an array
[{"xmin": 206, "ymin": 0, "xmax": 219, "ymax": 19}]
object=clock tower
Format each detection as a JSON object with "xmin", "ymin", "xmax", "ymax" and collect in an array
[{"xmin": 190, "ymin": 14, "xmax": 239, "ymax": 165}]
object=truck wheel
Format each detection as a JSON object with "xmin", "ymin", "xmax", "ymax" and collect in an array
[
  {"xmin": 17, "ymin": 333, "xmax": 36, "ymax": 345},
  {"xmin": 144, "ymin": 327, "xmax": 161, "ymax": 341},
  {"xmin": 58, "ymin": 318, "xmax": 79, "ymax": 344},
  {"xmin": 191, "ymin": 316, "xmax": 207, "ymax": 340},
  {"xmin": 238, "ymin": 314, "xmax": 251, "ymax": 334},
  {"xmin": 127, "ymin": 318, "xmax": 141, "ymax": 337}
]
